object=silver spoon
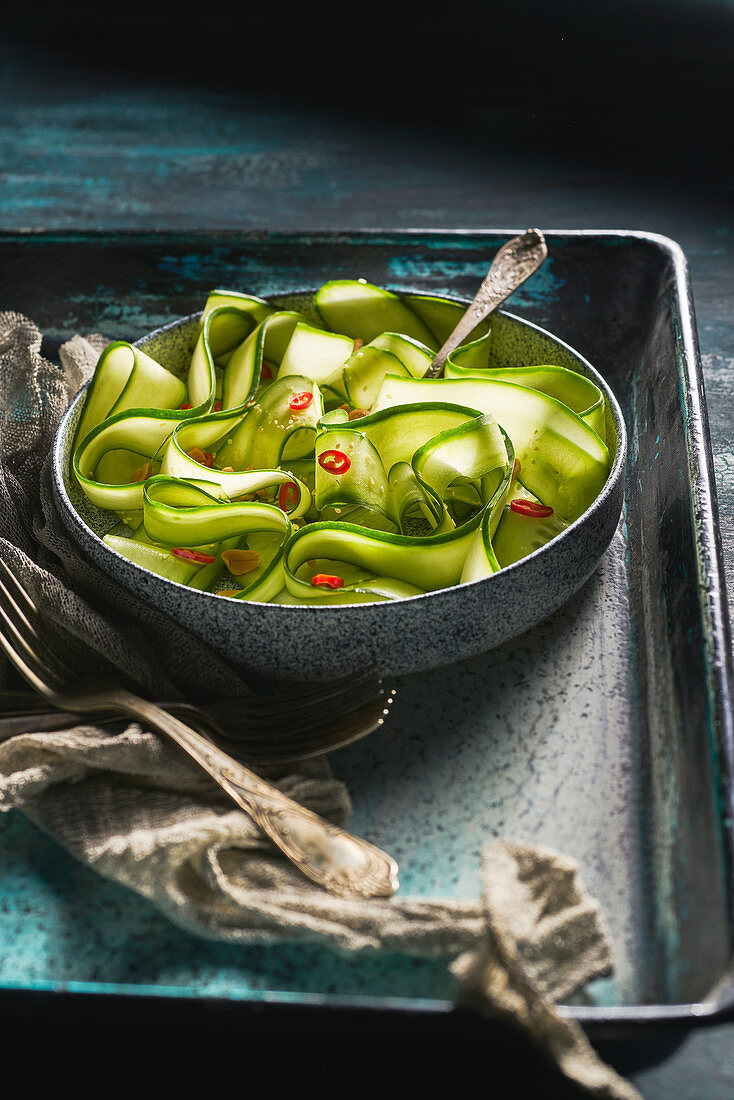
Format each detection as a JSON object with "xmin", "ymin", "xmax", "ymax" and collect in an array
[{"xmin": 425, "ymin": 228, "xmax": 548, "ymax": 378}]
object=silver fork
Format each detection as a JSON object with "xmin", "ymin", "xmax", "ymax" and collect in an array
[
  {"xmin": 0, "ymin": 558, "xmax": 399, "ymax": 898},
  {"xmin": 0, "ymin": 668, "xmax": 395, "ymax": 766},
  {"xmin": 0, "ymin": 684, "xmax": 393, "ymax": 765}
]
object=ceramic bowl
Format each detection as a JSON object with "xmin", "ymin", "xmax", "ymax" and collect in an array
[{"xmin": 51, "ymin": 292, "xmax": 627, "ymax": 681}]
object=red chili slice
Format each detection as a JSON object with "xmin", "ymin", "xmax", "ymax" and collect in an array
[
  {"xmin": 180, "ymin": 403, "xmax": 193, "ymax": 410},
  {"xmin": 312, "ymin": 573, "xmax": 344, "ymax": 589},
  {"xmin": 288, "ymin": 391, "xmax": 313, "ymax": 411},
  {"xmin": 261, "ymin": 361, "xmax": 274, "ymax": 380},
  {"xmin": 278, "ymin": 481, "xmax": 299, "ymax": 512},
  {"xmin": 510, "ymin": 499, "xmax": 555, "ymax": 519},
  {"xmin": 171, "ymin": 547, "xmax": 217, "ymax": 564},
  {"xmin": 318, "ymin": 449, "xmax": 351, "ymax": 475},
  {"xmin": 213, "ymin": 400, "xmax": 222, "ymax": 411}
]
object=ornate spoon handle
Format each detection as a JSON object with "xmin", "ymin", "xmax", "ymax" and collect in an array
[
  {"xmin": 101, "ymin": 688, "xmax": 399, "ymax": 898},
  {"xmin": 426, "ymin": 228, "xmax": 548, "ymax": 378}
]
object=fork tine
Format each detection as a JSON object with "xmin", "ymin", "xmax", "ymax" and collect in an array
[
  {"xmin": 249, "ymin": 685, "xmax": 394, "ymax": 739},
  {"xmin": 0, "ymin": 557, "xmax": 61, "ymax": 646},
  {"xmin": 223, "ymin": 691, "xmax": 392, "ymax": 759},
  {"xmin": 245, "ymin": 669, "xmax": 380, "ymax": 709},
  {"xmin": 197, "ymin": 676, "xmax": 393, "ymax": 741},
  {"xmin": 0, "ymin": 559, "xmax": 83, "ymax": 680},
  {"xmin": 0, "ymin": 596, "xmax": 57, "ymax": 698},
  {"xmin": 233, "ymin": 694, "xmax": 393, "ymax": 764},
  {"xmin": 0, "ymin": 560, "xmax": 77, "ymax": 694},
  {"xmin": 0, "ymin": 556, "xmax": 39, "ymax": 616},
  {"xmin": 244, "ymin": 676, "xmax": 387, "ymax": 729},
  {"xmin": 241, "ymin": 672, "xmax": 386, "ymax": 719},
  {"xmin": 237, "ymin": 684, "xmax": 394, "ymax": 757}
]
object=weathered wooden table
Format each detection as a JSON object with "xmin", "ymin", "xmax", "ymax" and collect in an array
[{"xmin": 1, "ymin": 2, "xmax": 733, "ymax": 1095}]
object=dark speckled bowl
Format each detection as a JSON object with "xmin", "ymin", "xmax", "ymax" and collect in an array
[{"xmin": 51, "ymin": 292, "xmax": 627, "ymax": 682}]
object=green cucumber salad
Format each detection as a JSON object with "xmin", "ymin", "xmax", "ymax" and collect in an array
[{"xmin": 71, "ymin": 280, "xmax": 611, "ymax": 607}]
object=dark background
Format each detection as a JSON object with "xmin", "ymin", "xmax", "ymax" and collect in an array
[{"xmin": 6, "ymin": 0, "xmax": 734, "ymax": 176}]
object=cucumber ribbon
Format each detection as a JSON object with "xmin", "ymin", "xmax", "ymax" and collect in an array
[{"xmin": 70, "ymin": 280, "xmax": 611, "ymax": 605}]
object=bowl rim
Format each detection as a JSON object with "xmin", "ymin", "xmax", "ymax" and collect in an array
[{"xmin": 52, "ymin": 291, "xmax": 628, "ymax": 615}]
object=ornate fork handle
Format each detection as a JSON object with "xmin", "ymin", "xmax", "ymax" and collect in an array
[
  {"xmin": 426, "ymin": 228, "xmax": 548, "ymax": 377},
  {"xmin": 75, "ymin": 687, "xmax": 399, "ymax": 899}
]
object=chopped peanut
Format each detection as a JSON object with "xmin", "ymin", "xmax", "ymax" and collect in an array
[
  {"xmin": 187, "ymin": 446, "xmax": 215, "ymax": 467},
  {"xmin": 352, "ymin": 338, "xmax": 364, "ymax": 352},
  {"xmin": 221, "ymin": 549, "xmax": 261, "ymax": 576},
  {"xmin": 218, "ymin": 588, "xmax": 242, "ymax": 598},
  {"xmin": 221, "ymin": 465, "xmax": 234, "ymax": 473},
  {"xmin": 348, "ymin": 408, "xmax": 368, "ymax": 420},
  {"xmin": 131, "ymin": 461, "xmax": 153, "ymax": 482}
]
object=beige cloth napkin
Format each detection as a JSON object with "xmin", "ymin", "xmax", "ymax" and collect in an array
[{"xmin": 0, "ymin": 312, "xmax": 641, "ymax": 1099}]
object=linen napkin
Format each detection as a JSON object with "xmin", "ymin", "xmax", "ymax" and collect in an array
[{"xmin": 0, "ymin": 311, "xmax": 640, "ymax": 1099}]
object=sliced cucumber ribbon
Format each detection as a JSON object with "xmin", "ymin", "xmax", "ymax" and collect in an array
[
  {"xmin": 73, "ymin": 342, "xmax": 187, "ymax": 448},
  {"xmin": 216, "ymin": 374, "xmax": 325, "ymax": 471},
  {"xmin": 445, "ymin": 355, "xmax": 606, "ymax": 440},
  {"xmin": 372, "ymin": 374, "xmax": 608, "ymax": 523},
  {"xmin": 313, "ymin": 403, "xmax": 508, "ymax": 535},
  {"xmin": 73, "ymin": 280, "xmax": 611, "ymax": 605},
  {"xmin": 141, "ymin": 475, "xmax": 290, "ymax": 602},
  {"xmin": 282, "ymin": 438, "xmax": 512, "ymax": 599}
]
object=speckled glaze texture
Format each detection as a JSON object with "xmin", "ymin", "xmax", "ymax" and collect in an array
[{"xmin": 51, "ymin": 298, "xmax": 627, "ymax": 682}]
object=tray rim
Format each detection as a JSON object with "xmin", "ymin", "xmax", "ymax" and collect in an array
[{"xmin": 1, "ymin": 225, "xmax": 733, "ymax": 1032}]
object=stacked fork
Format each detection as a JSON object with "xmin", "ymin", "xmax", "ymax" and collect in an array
[{"xmin": 0, "ymin": 556, "xmax": 398, "ymax": 897}]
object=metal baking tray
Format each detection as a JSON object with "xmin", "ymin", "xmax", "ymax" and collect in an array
[{"xmin": 0, "ymin": 228, "xmax": 732, "ymax": 1035}]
